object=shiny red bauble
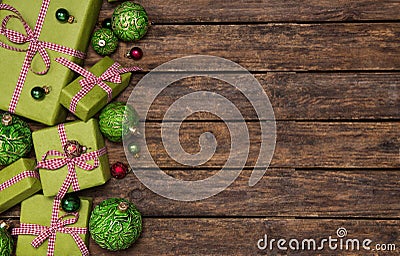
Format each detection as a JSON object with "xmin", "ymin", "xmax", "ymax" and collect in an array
[
  {"xmin": 127, "ymin": 47, "xmax": 143, "ymax": 60},
  {"xmin": 110, "ymin": 162, "xmax": 129, "ymax": 179}
]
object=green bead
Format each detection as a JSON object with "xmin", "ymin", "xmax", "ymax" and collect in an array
[
  {"xmin": 91, "ymin": 28, "xmax": 118, "ymax": 56},
  {"xmin": 127, "ymin": 142, "xmax": 140, "ymax": 156},
  {"xmin": 112, "ymin": 2, "xmax": 149, "ymax": 42},
  {"xmin": 0, "ymin": 223, "xmax": 13, "ymax": 256},
  {"xmin": 89, "ymin": 198, "xmax": 142, "ymax": 251},
  {"xmin": 102, "ymin": 18, "xmax": 113, "ymax": 29},
  {"xmin": 99, "ymin": 102, "xmax": 140, "ymax": 142},
  {"xmin": 61, "ymin": 193, "xmax": 81, "ymax": 213},
  {"xmin": 56, "ymin": 8, "xmax": 70, "ymax": 23},
  {"xmin": 30, "ymin": 86, "xmax": 46, "ymax": 100},
  {"xmin": 0, "ymin": 113, "xmax": 32, "ymax": 166}
]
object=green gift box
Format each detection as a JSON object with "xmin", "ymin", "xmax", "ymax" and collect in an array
[
  {"xmin": 32, "ymin": 119, "xmax": 110, "ymax": 197},
  {"xmin": 0, "ymin": 158, "xmax": 41, "ymax": 213},
  {"xmin": 0, "ymin": 0, "xmax": 102, "ymax": 126},
  {"xmin": 59, "ymin": 56, "xmax": 136, "ymax": 121},
  {"xmin": 15, "ymin": 194, "xmax": 92, "ymax": 256}
]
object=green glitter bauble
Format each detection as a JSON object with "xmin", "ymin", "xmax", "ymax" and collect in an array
[
  {"xmin": 91, "ymin": 28, "xmax": 119, "ymax": 56},
  {"xmin": 99, "ymin": 102, "xmax": 140, "ymax": 143},
  {"xmin": 89, "ymin": 198, "xmax": 142, "ymax": 251},
  {"xmin": 112, "ymin": 2, "xmax": 149, "ymax": 42},
  {"xmin": 0, "ymin": 113, "xmax": 32, "ymax": 166},
  {"xmin": 0, "ymin": 224, "xmax": 13, "ymax": 256}
]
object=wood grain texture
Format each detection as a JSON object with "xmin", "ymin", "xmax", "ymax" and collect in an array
[
  {"xmin": 7, "ymin": 218, "xmax": 399, "ymax": 255},
  {"xmin": 88, "ymin": 218, "xmax": 400, "ymax": 255},
  {"xmin": 116, "ymin": 73, "xmax": 400, "ymax": 121},
  {"xmin": 99, "ymin": 0, "xmax": 400, "ymax": 23},
  {"xmin": 103, "ymin": 122, "xmax": 399, "ymax": 168},
  {"xmin": 86, "ymin": 23, "xmax": 400, "ymax": 71},
  {"xmin": 27, "ymin": 121, "xmax": 399, "ymax": 169},
  {"xmin": 3, "ymin": 169, "xmax": 400, "ymax": 218},
  {"xmin": 53, "ymin": 169, "xmax": 400, "ymax": 219},
  {"xmin": 2, "ymin": 1, "xmax": 400, "ymax": 255}
]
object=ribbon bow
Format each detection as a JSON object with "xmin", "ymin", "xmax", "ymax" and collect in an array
[
  {"xmin": 0, "ymin": 4, "xmax": 50, "ymax": 75},
  {"xmin": 0, "ymin": 1, "xmax": 86, "ymax": 113},
  {"xmin": 12, "ymin": 212, "xmax": 89, "ymax": 256},
  {"xmin": 36, "ymin": 122, "xmax": 106, "ymax": 199},
  {"xmin": 36, "ymin": 146, "xmax": 107, "ymax": 198},
  {"xmin": 55, "ymin": 57, "xmax": 141, "ymax": 113}
]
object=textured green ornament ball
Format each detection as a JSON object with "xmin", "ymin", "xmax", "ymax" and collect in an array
[
  {"xmin": 0, "ymin": 223, "xmax": 13, "ymax": 256},
  {"xmin": 0, "ymin": 113, "xmax": 32, "ymax": 166},
  {"xmin": 112, "ymin": 2, "xmax": 149, "ymax": 42},
  {"xmin": 99, "ymin": 102, "xmax": 139, "ymax": 143},
  {"xmin": 89, "ymin": 198, "xmax": 142, "ymax": 251},
  {"xmin": 91, "ymin": 28, "xmax": 118, "ymax": 56}
]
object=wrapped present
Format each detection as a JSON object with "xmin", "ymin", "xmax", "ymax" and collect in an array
[
  {"xmin": 32, "ymin": 119, "xmax": 110, "ymax": 197},
  {"xmin": 0, "ymin": 158, "xmax": 41, "ymax": 213},
  {"xmin": 0, "ymin": 0, "xmax": 102, "ymax": 125},
  {"xmin": 57, "ymin": 56, "xmax": 140, "ymax": 121},
  {"xmin": 12, "ymin": 195, "xmax": 92, "ymax": 256}
]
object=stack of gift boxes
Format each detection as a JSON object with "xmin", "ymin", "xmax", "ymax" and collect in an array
[{"xmin": 0, "ymin": 0, "xmax": 141, "ymax": 255}]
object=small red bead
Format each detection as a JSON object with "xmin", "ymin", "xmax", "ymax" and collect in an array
[
  {"xmin": 128, "ymin": 47, "xmax": 143, "ymax": 60},
  {"xmin": 111, "ymin": 162, "xmax": 129, "ymax": 179}
]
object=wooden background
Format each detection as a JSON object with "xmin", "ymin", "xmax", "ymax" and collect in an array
[{"xmin": 2, "ymin": 0, "xmax": 400, "ymax": 255}]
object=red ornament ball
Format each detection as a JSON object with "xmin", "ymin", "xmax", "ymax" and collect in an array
[
  {"xmin": 127, "ymin": 47, "xmax": 143, "ymax": 60},
  {"xmin": 111, "ymin": 162, "xmax": 129, "ymax": 179}
]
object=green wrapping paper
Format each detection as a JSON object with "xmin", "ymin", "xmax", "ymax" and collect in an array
[
  {"xmin": 15, "ymin": 194, "xmax": 92, "ymax": 256},
  {"xmin": 60, "ymin": 57, "xmax": 134, "ymax": 121},
  {"xmin": 0, "ymin": 0, "xmax": 102, "ymax": 125},
  {"xmin": 32, "ymin": 119, "xmax": 110, "ymax": 197},
  {"xmin": 0, "ymin": 158, "xmax": 41, "ymax": 213}
]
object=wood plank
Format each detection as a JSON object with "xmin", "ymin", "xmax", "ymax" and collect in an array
[
  {"xmin": 28, "ymin": 121, "xmax": 399, "ymax": 168},
  {"xmin": 86, "ymin": 24, "xmax": 400, "ymax": 71},
  {"xmin": 117, "ymin": 73, "xmax": 400, "ymax": 121},
  {"xmin": 7, "ymin": 218, "xmax": 399, "ymax": 255},
  {"xmin": 3, "ymin": 169, "xmax": 400, "ymax": 218},
  {"xmin": 88, "ymin": 218, "xmax": 400, "ymax": 255},
  {"xmin": 104, "ymin": 122, "xmax": 399, "ymax": 168},
  {"xmin": 99, "ymin": 0, "xmax": 400, "ymax": 23}
]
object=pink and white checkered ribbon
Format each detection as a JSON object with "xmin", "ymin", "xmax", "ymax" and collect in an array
[
  {"xmin": 55, "ymin": 57, "xmax": 141, "ymax": 114},
  {"xmin": 0, "ymin": 0, "xmax": 86, "ymax": 113},
  {"xmin": 36, "ymin": 124, "xmax": 107, "ymax": 199},
  {"xmin": 12, "ymin": 211, "xmax": 89, "ymax": 256},
  {"xmin": 0, "ymin": 170, "xmax": 39, "ymax": 191}
]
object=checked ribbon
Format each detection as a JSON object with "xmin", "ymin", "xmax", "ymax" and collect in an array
[
  {"xmin": 12, "ymin": 211, "xmax": 89, "ymax": 256},
  {"xmin": 15, "ymin": 123, "xmax": 107, "ymax": 255},
  {"xmin": 0, "ymin": 170, "xmax": 39, "ymax": 191},
  {"xmin": 55, "ymin": 57, "xmax": 141, "ymax": 114},
  {"xmin": 36, "ymin": 124, "xmax": 107, "ymax": 199},
  {"xmin": 0, "ymin": 0, "xmax": 86, "ymax": 113}
]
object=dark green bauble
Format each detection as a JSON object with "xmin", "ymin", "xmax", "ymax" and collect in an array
[
  {"xmin": 61, "ymin": 193, "xmax": 81, "ymax": 213},
  {"xmin": 127, "ymin": 142, "xmax": 140, "ymax": 157},
  {"xmin": 30, "ymin": 86, "xmax": 46, "ymax": 100},
  {"xmin": 89, "ymin": 198, "xmax": 142, "ymax": 251},
  {"xmin": 55, "ymin": 8, "xmax": 74, "ymax": 23},
  {"xmin": 112, "ymin": 2, "xmax": 149, "ymax": 42},
  {"xmin": 101, "ymin": 18, "xmax": 113, "ymax": 29},
  {"xmin": 0, "ymin": 222, "xmax": 13, "ymax": 256},
  {"xmin": 0, "ymin": 113, "xmax": 32, "ymax": 166},
  {"xmin": 99, "ymin": 102, "xmax": 139, "ymax": 143},
  {"xmin": 91, "ymin": 28, "xmax": 118, "ymax": 56}
]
